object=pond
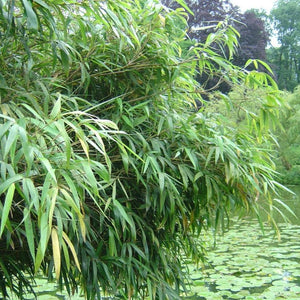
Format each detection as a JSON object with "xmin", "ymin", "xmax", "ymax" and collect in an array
[
  {"xmin": 2, "ymin": 187, "xmax": 300, "ymax": 300},
  {"xmin": 183, "ymin": 185, "xmax": 300, "ymax": 300}
]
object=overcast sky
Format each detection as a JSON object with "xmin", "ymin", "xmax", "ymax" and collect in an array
[{"xmin": 230, "ymin": 0, "xmax": 276, "ymax": 12}]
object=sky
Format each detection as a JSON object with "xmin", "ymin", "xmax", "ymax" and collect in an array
[{"xmin": 230, "ymin": 0, "xmax": 276, "ymax": 12}]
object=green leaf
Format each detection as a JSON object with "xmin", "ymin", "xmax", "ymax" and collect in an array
[
  {"xmin": 23, "ymin": 208, "xmax": 35, "ymax": 261},
  {"xmin": 22, "ymin": 0, "xmax": 39, "ymax": 30},
  {"xmin": 61, "ymin": 238, "xmax": 70, "ymax": 271},
  {"xmin": 39, "ymin": 211, "xmax": 49, "ymax": 256},
  {"xmin": 0, "ymin": 72, "xmax": 7, "ymax": 88},
  {"xmin": 40, "ymin": 157, "xmax": 57, "ymax": 183},
  {"xmin": 122, "ymin": 115, "xmax": 134, "ymax": 128},
  {"xmin": 78, "ymin": 214, "xmax": 86, "ymax": 242},
  {"xmin": 62, "ymin": 231, "xmax": 81, "ymax": 271},
  {"xmin": 174, "ymin": 0, "xmax": 194, "ymax": 15},
  {"xmin": 23, "ymin": 178, "xmax": 39, "ymax": 210},
  {"xmin": 60, "ymin": 48, "xmax": 70, "ymax": 73},
  {"xmin": 3, "ymin": 124, "xmax": 18, "ymax": 160},
  {"xmin": 53, "ymin": 119, "xmax": 71, "ymax": 165},
  {"xmin": 48, "ymin": 187, "xmax": 58, "ymax": 229},
  {"xmin": 109, "ymin": 227, "xmax": 117, "ymax": 257},
  {"xmin": 113, "ymin": 199, "xmax": 134, "ymax": 229},
  {"xmin": 158, "ymin": 172, "xmax": 165, "ymax": 193},
  {"xmin": 81, "ymin": 161, "xmax": 98, "ymax": 195},
  {"xmin": 50, "ymin": 95, "xmax": 62, "ymax": 119},
  {"xmin": 60, "ymin": 188, "xmax": 81, "ymax": 214},
  {"xmin": 51, "ymin": 227, "xmax": 61, "ymax": 280},
  {"xmin": 0, "ymin": 174, "xmax": 23, "ymax": 194},
  {"xmin": 0, "ymin": 121, "xmax": 12, "ymax": 140},
  {"xmin": 178, "ymin": 164, "xmax": 189, "ymax": 190},
  {"xmin": 34, "ymin": 243, "xmax": 43, "ymax": 273},
  {"xmin": 0, "ymin": 183, "xmax": 15, "ymax": 237}
]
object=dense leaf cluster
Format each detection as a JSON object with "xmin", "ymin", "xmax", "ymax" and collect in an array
[{"xmin": 0, "ymin": 0, "xmax": 284, "ymax": 299}]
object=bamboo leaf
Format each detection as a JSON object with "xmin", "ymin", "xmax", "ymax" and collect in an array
[
  {"xmin": 178, "ymin": 164, "xmax": 189, "ymax": 189},
  {"xmin": 50, "ymin": 95, "xmax": 62, "ymax": 119},
  {"xmin": 0, "ymin": 174, "xmax": 23, "ymax": 194},
  {"xmin": 51, "ymin": 227, "xmax": 61, "ymax": 280},
  {"xmin": 61, "ymin": 238, "xmax": 70, "ymax": 271},
  {"xmin": 78, "ymin": 214, "xmax": 86, "ymax": 242},
  {"xmin": 185, "ymin": 148, "xmax": 197, "ymax": 169},
  {"xmin": 60, "ymin": 188, "xmax": 80, "ymax": 214},
  {"xmin": 23, "ymin": 208, "xmax": 35, "ymax": 261},
  {"xmin": 113, "ymin": 199, "xmax": 134, "ymax": 229},
  {"xmin": 23, "ymin": 178, "xmax": 39, "ymax": 210},
  {"xmin": 158, "ymin": 172, "xmax": 165, "ymax": 193},
  {"xmin": 22, "ymin": 0, "xmax": 39, "ymax": 30},
  {"xmin": 40, "ymin": 157, "xmax": 57, "ymax": 183},
  {"xmin": 53, "ymin": 119, "xmax": 71, "ymax": 165},
  {"xmin": 0, "ymin": 183, "xmax": 15, "ymax": 237},
  {"xmin": 273, "ymin": 198, "xmax": 297, "ymax": 219},
  {"xmin": 48, "ymin": 187, "xmax": 58, "ymax": 228},
  {"xmin": 3, "ymin": 124, "xmax": 18, "ymax": 160},
  {"xmin": 109, "ymin": 227, "xmax": 117, "ymax": 257},
  {"xmin": 60, "ymin": 48, "xmax": 70, "ymax": 73},
  {"xmin": 62, "ymin": 231, "xmax": 81, "ymax": 271},
  {"xmin": 81, "ymin": 161, "xmax": 98, "ymax": 194},
  {"xmin": 0, "ymin": 121, "xmax": 12, "ymax": 139},
  {"xmin": 174, "ymin": 0, "xmax": 194, "ymax": 15},
  {"xmin": 34, "ymin": 243, "xmax": 44, "ymax": 273},
  {"xmin": 39, "ymin": 212, "xmax": 49, "ymax": 256}
]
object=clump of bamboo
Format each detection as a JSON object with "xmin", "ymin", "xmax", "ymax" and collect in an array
[{"xmin": 0, "ymin": 0, "xmax": 285, "ymax": 299}]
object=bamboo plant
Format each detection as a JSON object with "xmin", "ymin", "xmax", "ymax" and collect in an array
[{"xmin": 0, "ymin": 0, "xmax": 286, "ymax": 299}]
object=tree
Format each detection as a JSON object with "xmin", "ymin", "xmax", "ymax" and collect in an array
[
  {"xmin": 273, "ymin": 87, "xmax": 300, "ymax": 184},
  {"xmin": 0, "ymin": 0, "xmax": 285, "ymax": 299},
  {"xmin": 233, "ymin": 11, "xmax": 269, "ymax": 68},
  {"xmin": 163, "ymin": 0, "xmax": 239, "ymax": 42},
  {"xmin": 268, "ymin": 0, "xmax": 300, "ymax": 91},
  {"xmin": 162, "ymin": 0, "xmax": 270, "ymax": 94},
  {"xmin": 162, "ymin": 0, "xmax": 269, "ymax": 62}
]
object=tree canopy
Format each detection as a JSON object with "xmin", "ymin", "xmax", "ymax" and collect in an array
[
  {"xmin": 0, "ymin": 0, "xmax": 284, "ymax": 299},
  {"xmin": 162, "ymin": 0, "xmax": 270, "ymax": 93},
  {"xmin": 267, "ymin": 0, "xmax": 300, "ymax": 91}
]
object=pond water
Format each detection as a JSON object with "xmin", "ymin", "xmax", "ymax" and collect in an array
[
  {"xmin": 183, "ymin": 221, "xmax": 300, "ymax": 300},
  {"xmin": 2, "ymin": 187, "xmax": 300, "ymax": 300},
  {"xmin": 183, "ymin": 185, "xmax": 300, "ymax": 300}
]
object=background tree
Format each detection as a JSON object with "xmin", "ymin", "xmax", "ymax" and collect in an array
[
  {"xmin": 162, "ymin": 0, "xmax": 270, "ymax": 94},
  {"xmin": 232, "ymin": 11, "xmax": 269, "ymax": 68},
  {"xmin": 0, "ymin": 0, "xmax": 285, "ymax": 299},
  {"xmin": 163, "ymin": 0, "xmax": 239, "ymax": 42},
  {"xmin": 273, "ymin": 87, "xmax": 300, "ymax": 184},
  {"xmin": 267, "ymin": 0, "xmax": 300, "ymax": 91}
]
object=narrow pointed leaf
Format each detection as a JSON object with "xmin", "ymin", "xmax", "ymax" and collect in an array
[
  {"xmin": 0, "ymin": 183, "xmax": 15, "ymax": 237},
  {"xmin": 51, "ymin": 228, "xmax": 61, "ymax": 280}
]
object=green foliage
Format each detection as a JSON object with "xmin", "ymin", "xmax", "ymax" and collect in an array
[
  {"xmin": 0, "ymin": 0, "xmax": 285, "ymax": 299},
  {"xmin": 268, "ymin": 0, "xmax": 300, "ymax": 91},
  {"xmin": 273, "ymin": 86, "xmax": 300, "ymax": 184}
]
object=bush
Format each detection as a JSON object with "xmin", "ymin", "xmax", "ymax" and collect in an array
[{"xmin": 0, "ymin": 0, "xmax": 285, "ymax": 299}]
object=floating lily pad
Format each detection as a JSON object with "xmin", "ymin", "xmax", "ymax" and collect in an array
[{"xmin": 183, "ymin": 216, "xmax": 300, "ymax": 300}]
